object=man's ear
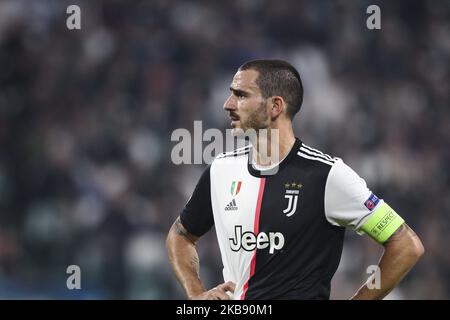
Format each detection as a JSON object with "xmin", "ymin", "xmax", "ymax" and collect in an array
[{"xmin": 270, "ymin": 96, "xmax": 285, "ymax": 120}]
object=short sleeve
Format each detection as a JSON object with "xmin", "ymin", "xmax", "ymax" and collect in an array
[
  {"xmin": 179, "ymin": 165, "xmax": 214, "ymax": 237},
  {"xmin": 324, "ymin": 159, "xmax": 384, "ymax": 234}
]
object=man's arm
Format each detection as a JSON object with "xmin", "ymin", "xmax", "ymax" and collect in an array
[
  {"xmin": 166, "ymin": 217, "xmax": 205, "ymax": 299},
  {"xmin": 166, "ymin": 217, "xmax": 235, "ymax": 300},
  {"xmin": 351, "ymin": 223, "xmax": 425, "ymax": 300}
]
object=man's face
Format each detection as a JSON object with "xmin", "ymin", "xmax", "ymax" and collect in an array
[{"xmin": 223, "ymin": 69, "xmax": 270, "ymax": 134}]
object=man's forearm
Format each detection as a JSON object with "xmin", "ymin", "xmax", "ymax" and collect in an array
[
  {"xmin": 166, "ymin": 218, "xmax": 205, "ymax": 298},
  {"xmin": 351, "ymin": 224, "xmax": 424, "ymax": 300}
]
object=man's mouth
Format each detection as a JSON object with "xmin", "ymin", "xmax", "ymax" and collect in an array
[{"xmin": 229, "ymin": 114, "xmax": 240, "ymax": 122}]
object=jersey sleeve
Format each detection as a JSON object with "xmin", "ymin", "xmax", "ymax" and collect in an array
[
  {"xmin": 179, "ymin": 165, "xmax": 214, "ymax": 237},
  {"xmin": 324, "ymin": 159, "xmax": 384, "ymax": 234}
]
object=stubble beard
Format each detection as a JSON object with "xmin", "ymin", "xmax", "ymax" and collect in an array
[{"xmin": 232, "ymin": 101, "xmax": 269, "ymax": 138}]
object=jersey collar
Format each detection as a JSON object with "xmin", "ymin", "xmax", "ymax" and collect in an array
[{"xmin": 247, "ymin": 137, "xmax": 301, "ymax": 178}]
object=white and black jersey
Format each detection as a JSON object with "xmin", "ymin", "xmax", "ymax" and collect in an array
[{"xmin": 180, "ymin": 138, "xmax": 384, "ymax": 300}]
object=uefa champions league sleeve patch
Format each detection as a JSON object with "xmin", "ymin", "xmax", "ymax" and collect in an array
[{"xmin": 364, "ymin": 193, "xmax": 380, "ymax": 211}]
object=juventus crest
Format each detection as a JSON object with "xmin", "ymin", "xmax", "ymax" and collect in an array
[{"xmin": 283, "ymin": 182, "xmax": 302, "ymax": 217}]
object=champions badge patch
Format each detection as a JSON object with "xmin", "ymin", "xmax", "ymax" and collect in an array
[{"xmin": 364, "ymin": 193, "xmax": 380, "ymax": 211}]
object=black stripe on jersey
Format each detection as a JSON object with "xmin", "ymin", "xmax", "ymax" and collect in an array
[
  {"xmin": 217, "ymin": 150, "xmax": 250, "ymax": 159},
  {"xmin": 244, "ymin": 144, "xmax": 344, "ymax": 299},
  {"xmin": 297, "ymin": 151, "xmax": 335, "ymax": 166},
  {"xmin": 301, "ymin": 144, "xmax": 334, "ymax": 161},
  {"xmin": 217, "ymin": 145, "xmax": 251, "ymax": 159},
  {"xmin": 299, "ymin": 147, "xmax": 335, "ymax": 163}
]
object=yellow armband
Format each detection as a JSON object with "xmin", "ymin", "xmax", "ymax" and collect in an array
[{"xmin": 360, "ymin": 202, "xmax": 404, "ymax": 244}]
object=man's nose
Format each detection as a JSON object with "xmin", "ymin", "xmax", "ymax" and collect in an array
[{"xmin": 223, "ymin": 95, "xmax": 236, "ymax": 111}]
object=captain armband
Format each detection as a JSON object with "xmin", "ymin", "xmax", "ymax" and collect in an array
[{"xmin": 360, "ymin": 202, "xmax": 405, "ymax": 244}]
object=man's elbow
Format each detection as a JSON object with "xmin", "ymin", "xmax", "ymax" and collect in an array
[
  {"xmin": 387, "ymin": 224, "xmax": 425, "ymax": 263},
  {"xmin": 406, "ymin": 236, "xmax": 425, "ymax": 263}
]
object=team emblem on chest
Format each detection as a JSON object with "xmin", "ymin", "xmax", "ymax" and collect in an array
[{"xmin": 283, "ymin": 182, "xmax": 302, "ymax": 217}]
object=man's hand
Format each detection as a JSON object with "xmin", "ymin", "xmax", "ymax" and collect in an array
[
  {"xmin": 167, "ymin": 217, "xmax": 235, "ymax": 300},
  {"xmin": 190, "ymin": 281, "xmax": 236, "ymax": 300}
]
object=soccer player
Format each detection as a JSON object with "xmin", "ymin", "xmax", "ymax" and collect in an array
[{"xmin": 166, "ymin": 60, "xmax": 424, "ymax": 300}]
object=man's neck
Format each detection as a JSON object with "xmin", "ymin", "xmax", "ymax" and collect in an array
[{"xmin": 251, "ymin": 126, "xmax": 296, "ymax": 167}]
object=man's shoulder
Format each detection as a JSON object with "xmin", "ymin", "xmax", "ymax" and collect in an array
[
  {"xmin": 295, "ymin": 141, "xmax": 340, "ymax": 168},
  {"xmin": 214, "ymin": 144, "xmax": 251, "ymax": 162},
  {"xmin": 209, "ymin": 145, "xmax": 251, "ymax": 176}
]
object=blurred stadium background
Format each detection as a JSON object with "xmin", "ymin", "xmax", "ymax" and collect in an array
[{"xmin": 0, "ymin": 0, "xmax": 448, "ymax": 299}]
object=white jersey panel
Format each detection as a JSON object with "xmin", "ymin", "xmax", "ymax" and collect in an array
[
  {"xmin": 324, "ymin": 158, "xmax": 384, "ymax": 233},
  {"xmin": 210, "ymin": 154, "xmax": 261, "ymax": 299}
]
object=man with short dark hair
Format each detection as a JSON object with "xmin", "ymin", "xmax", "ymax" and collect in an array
[{"xmin": 166, "ymin": 59, "xmax": 424, "ymax": 300}]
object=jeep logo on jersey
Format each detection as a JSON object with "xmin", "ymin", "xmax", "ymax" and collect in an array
[
  {"xmin": 229, "ymin": 226, "xmax": 285, "ymax": 254},
  {"xmin": 230, "ymin": 181, "xmax": 242, "ymax": 196},
  {"xmin": 283, "ymin": 182, "xmax": 302, "ymax": 217}
]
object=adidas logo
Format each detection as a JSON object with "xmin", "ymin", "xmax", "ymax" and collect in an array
[{"xmin": 225, "ymin": 199, "xmax": 238, "ymax": 211}]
